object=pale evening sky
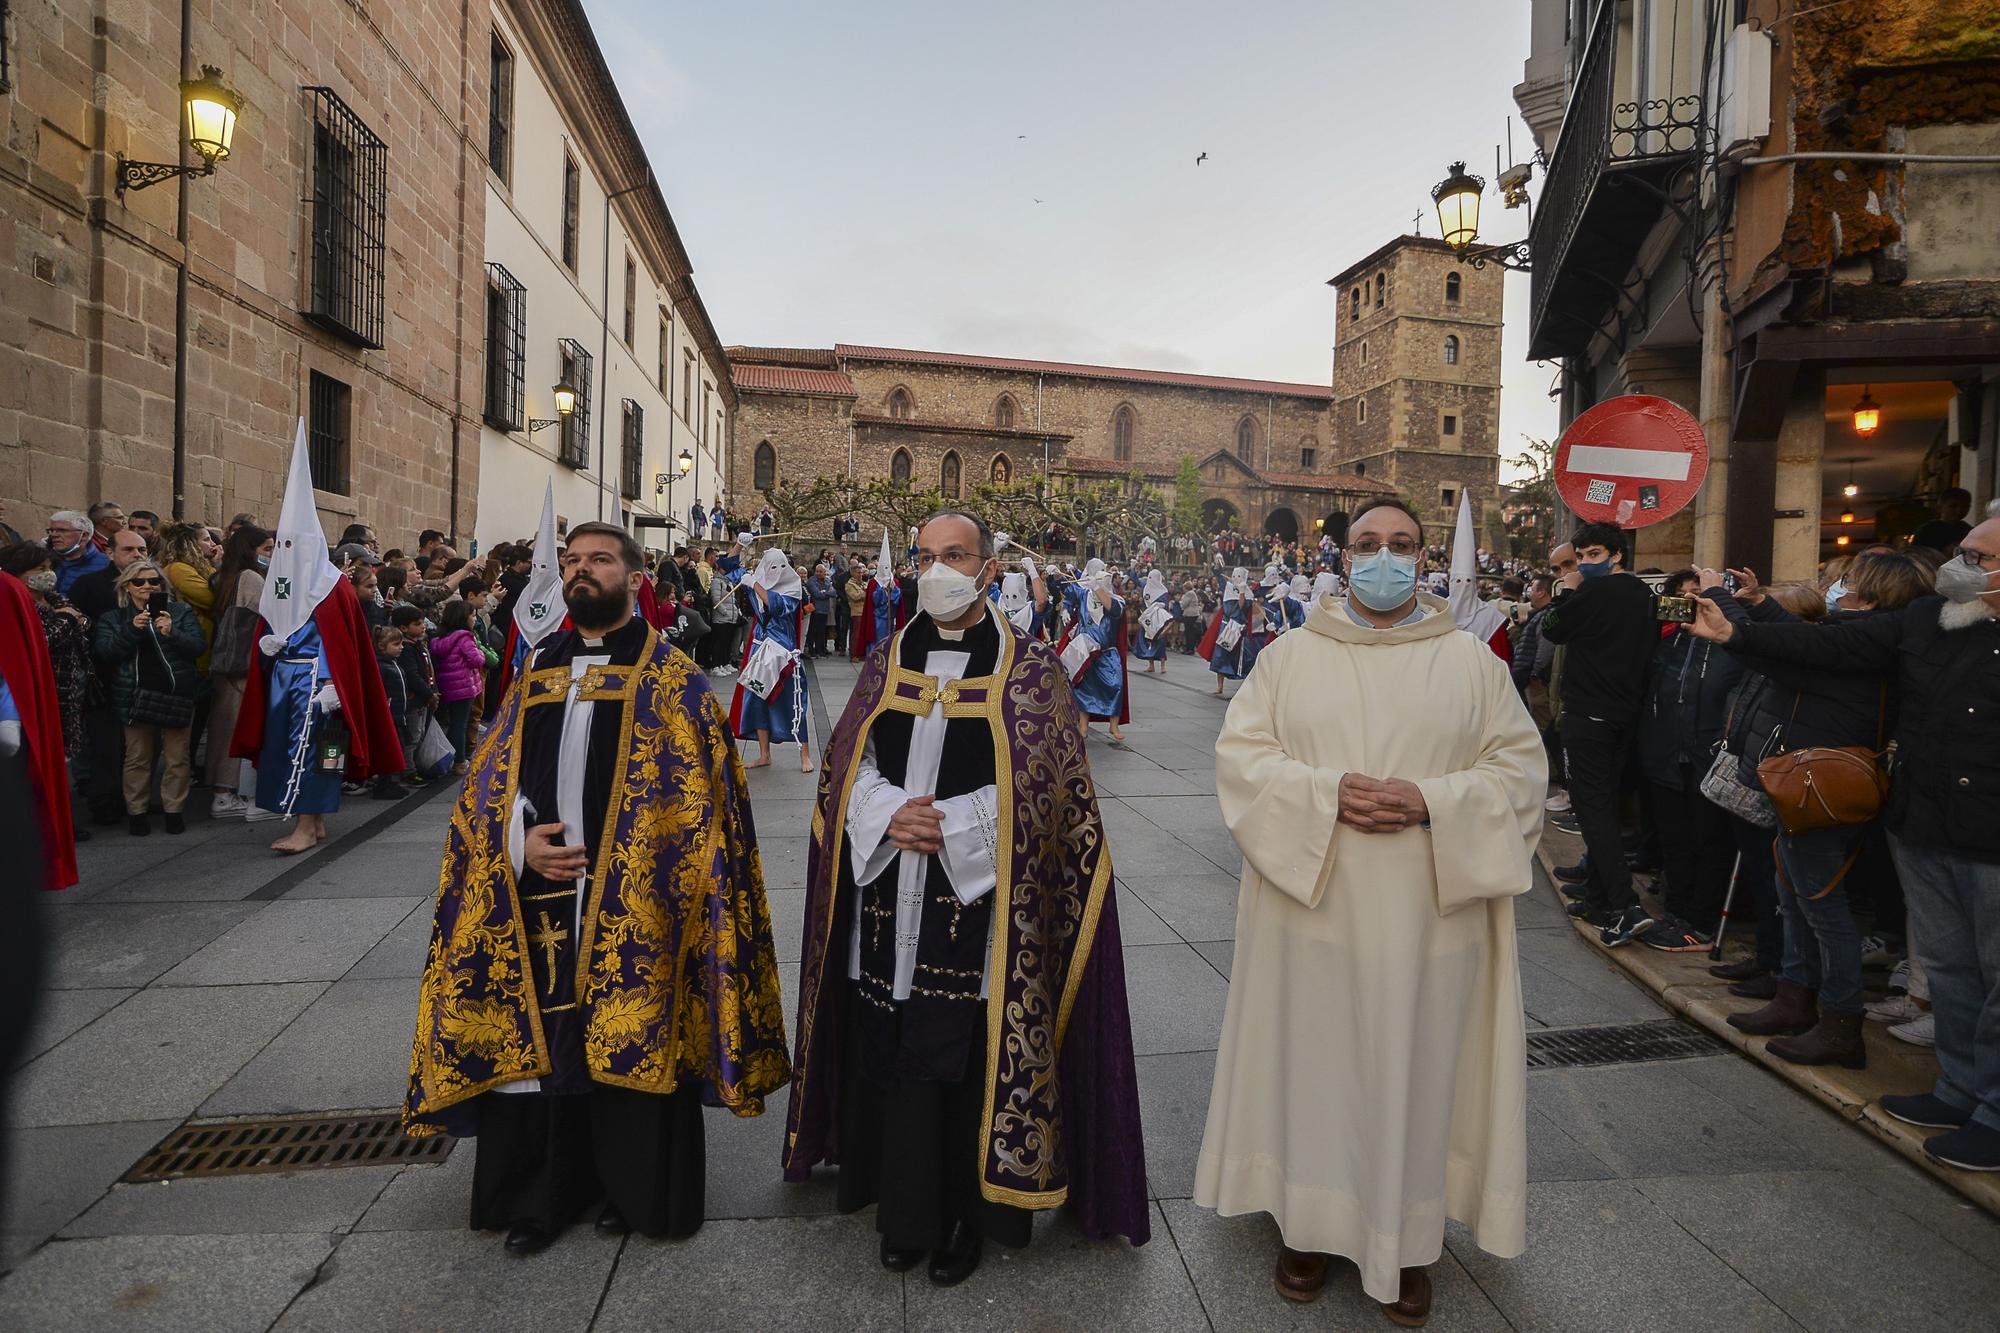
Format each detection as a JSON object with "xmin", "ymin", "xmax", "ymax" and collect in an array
[{"xmin": 581, "ymin": 0, "xmax": 1560, "ymax": 474}]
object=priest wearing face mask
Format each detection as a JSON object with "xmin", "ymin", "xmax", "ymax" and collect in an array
[
  {"xmin": 785, "ymin": 509, "xmax": 1150, "ymax": 1286},
  {"xmin": 1197, "ymin": 497, "xmax": 1545, "ymax": 1325}
]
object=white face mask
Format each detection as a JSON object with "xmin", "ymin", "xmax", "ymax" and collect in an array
[{"xmin": 917, "ymin": 561, "xmax": 983, "ymax": 622}]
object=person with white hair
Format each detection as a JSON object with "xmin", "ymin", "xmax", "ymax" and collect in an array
[
  {"xmin": 729, "ymin": 547, "xmax": 813, "ymax": 773},
  {"xmin": 45, "ymin": 510, "xmax": 108, "ymax": 598},
  {"xmin": 1133, "ymin": 568, "xmax": 1173, "ymax": 673}
]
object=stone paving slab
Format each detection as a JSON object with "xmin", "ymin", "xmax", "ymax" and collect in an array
[
  {"xmin": 0, "ymin": 1231, "xmax": 335, "ymax": 1333},
  {"xmin": 1120, "ymin": 874, "xmax": 1240, "ymax": 944},
  {"xmin": 1121, "ymin": 943, "xmax": 1229, "ymax": 1057},
  {"xmin": 9, "ymin": 983, "xmax": 326, "ymax": 1127},
  {"xmin": 200, "ymin": 977, "xmax": 422, "ymax": 1116},
  {"xmin": 14, "ymin": 987, "xmax": 134, "ymax": 1067},
  {"xmin": 156, "ymin": 897, "xmax": 414, "ymax": 987},
  {"xmin": 61, "ymin": 1167, "xmax": 405, "ymax": 1238},
  {"xmin": 594, "ymin": 1213, "xmax": 903, "ymax": 1332},
  {"xmin": 1528, "ymin": 1061, "xmax": 1817, "ymax": 1179},
  {"xmin": 42, "ymin": 902, "xmax": 263, "ymax": 990},
  {"xmin": 341, "ymin": 900, "xmax": 436, "ymax": 981},
  {"xmin": 1134, "ymin": 1050, "xmax": 1217, "ymax": 1200},
  {"xmin": 351, "ymin": 1156, "xmax": 475, "ymax": 1234},
  {"xmin": 1, "ymin": 1120, "xmax": 180, "ymax": 1260},
  {"xmin": 271, "ymin": 1227, "xmax": 616, "ymax": 1333}
]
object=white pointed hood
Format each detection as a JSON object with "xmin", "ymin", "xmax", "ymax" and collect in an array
[
  {"xmin": 258, "ymin": 419, "xmax": 341, "ymax": 643},
  {"xmin": 1449, "ymin": 492, "xmax": 1508, "ymax": 643},
  {"xmin": 513, "ymin": 481, "xmax": 567, "ymax": 649},
  {"xmin": 874, "ymin": 528, "xmax": 894, "ymax": 589}
]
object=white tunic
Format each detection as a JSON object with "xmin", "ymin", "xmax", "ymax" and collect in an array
[
  {"xmin": 844, "ymin": 628, "xmax": 1001, "ymax": 999},
  {"xmin": 1194, "ymin": 595, "xmax": 1545, "ymax": 1302}
]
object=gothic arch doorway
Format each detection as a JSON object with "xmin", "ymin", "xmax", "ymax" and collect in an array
[
  {"xmin": 1200, "ymin": 498, "xmax": 1240, "ymax": 533},
  {"xmin": 1263, "ymin": 507, "xmax": 1300, "ymax": 543}
]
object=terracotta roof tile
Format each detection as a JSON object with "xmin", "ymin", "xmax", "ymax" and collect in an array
[
  {"xmin": 832, "ymin": 344, "xmax": 1331, "ymax": 400},
  {"xmin": 725, "ymin": 346, "xmax": 839, "ymax": 369},
  {"xmin": 730, "ymin": 365, "xmax": 856, "ymax": 396},
  {"xmin": 1260, "ymin": 469, "xmax": 1397, "ymax": 494}
]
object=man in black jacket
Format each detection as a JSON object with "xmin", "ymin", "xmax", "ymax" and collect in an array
[
  {"xmin": 1540, "ymin": 522, "xmax": 1660, "ymax": 945},
  {"xmin": 1690, "ymin": 517, "xmax": 2000, "ymax": 1172}
]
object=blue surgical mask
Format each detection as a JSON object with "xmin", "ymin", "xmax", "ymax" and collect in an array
[
  {"xmin": 255, "ymin": 555, "xmax": 270, "ymax": 570},
  {"xmin": 1823, "ymin": 578, "xmax": 1847, "ymax": 612},
  {"xmin": 1348, "ymin": 548, "xmax": 1419, "ymax": 611},
  {"xmin": 1579, "ymin": 558, "xmax": 1613, "ymax": 579}
]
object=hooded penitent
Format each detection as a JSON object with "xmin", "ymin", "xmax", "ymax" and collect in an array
[{"xmin": 1447, "ymin": 494, "xmax": 1512, "ymax": 664}]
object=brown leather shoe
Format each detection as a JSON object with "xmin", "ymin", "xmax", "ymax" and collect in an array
[
  {"xmin": 1768, "ymin": 1010, "xmax": 1868, "ymax": 1070},
  {"xmin": 1726, "ymin": 979, "xmax": 1818, "ymax": 1037},
  {"xmin": 1382, "ymin": 1265, "xmax": 1432, "ymax": 1327},
  {"xmin": 1274, "ymin": 1246, "xmax": 1330, "ymax": 1303}
]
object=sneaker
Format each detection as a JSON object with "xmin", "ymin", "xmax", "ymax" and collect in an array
[
  {"xmin": 1553, "ymin": 860, "xmax": 1590, "ymax": 884},
  {"xmin": 1543, "ymin": 791, "xmax": 1572, "ymax": 813},
  {"xmin": 1596, "ymin": 907, "xmax": 1656, "ymax": 948},
  {"xmin": 1859, "ymin": 934, "xmax": 1901, "ymax": 968},
  {"xmin": 1641, "ymin": 914, "xmax": 1712, "ymax": 952},
  {"xmin": 1923, "ymin": 1122, "xmax": 2000, "ymax": 1172},
  {"xmin": 243, "ymin": 806, "xmax": 285, "ymax": 823},
  {"xmin": 1566, "ymin": 899, "xmax": 1593, "ymax": 919},
  {"xmin": 341, "ymin": 781, "xmax": 366, "ymax": 796},
  {"xmin": 1886, "ymin": 958, "xmax": 1912, "ymax": 994},
  {"xmin": 1865, "ymin": 994, "xmax": 1926, "ymax": 1024},
  {"xmin": 1551, "ymin": 816, "xmax": 1582, "ymax": 835},
  {"xmin": 210, "ymin": 793, "xmax": 248, "ymax": 818},
  {"xmin": 372, "ymin": 779, "xmax": 411, "ymax": 801},
  {"xmin": 1889, "ymin": 1013, "xmax": 1936, "ymax": 1047},
  {"xmin": 1880, "ymin": 1092, "xmax": 1972, "ymax": 1130}
]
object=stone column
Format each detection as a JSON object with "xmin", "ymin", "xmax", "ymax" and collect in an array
[
  {"xmin": 1692, "ymin": 250, "xmax": 1731, "ymax": 570},
  {"xmin": 1771, "ymin": 370, "xmax": 1828, "ymax": 584}
]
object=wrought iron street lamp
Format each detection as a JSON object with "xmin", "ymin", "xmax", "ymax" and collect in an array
[
  {"xmin": 653, "ymin": 448, "xmax": 695, "ymax": 534},
  {"xmin": 528, "ymin": 378, "xmax": 578, "ymax": 434},
  {"xmin": 1431, "ymin": 162, "xmax": 1531, "ymax": 271},
  {"xmin": 116, "ymin": 65, "xmax": 243, "ymax": 196}
]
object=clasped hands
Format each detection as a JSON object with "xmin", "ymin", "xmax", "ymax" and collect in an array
[
  {"xmin": 887, "ymin": 795, "xmax": 945, "ymax": 855},
  {"xmin": 1338, "ymin": 772, "xmax": 1428, "ymax": 834}
]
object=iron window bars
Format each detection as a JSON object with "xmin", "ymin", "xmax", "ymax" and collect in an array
[
  {"xmin": 557, "ymin": 338, "xmax": 593, "ymax": 469},
  {"xmin": 303, "ymin": 87, "xmax": 387, "ymax": 349},
  {"xmin": 483, "ymin": 263, "xmax": 526, "ymax": 430},
  {"xmin": 307, "ymin": 371, "xmax": 351, "ymax": 495},
  {"xmin": 620, "ymin": 400, "xmax": 643, "ymax": 499}
]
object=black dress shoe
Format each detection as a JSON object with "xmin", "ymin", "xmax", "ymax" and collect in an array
[
  {"xmin": 595, "ymin": 1203, "xmax": 629, "ymax": 1236},
  {"xmin": 128, "ymin": 814, "xmax": 150, "ymax": 837},
  {"xmin": 878, "ymin": 1236, "xmax": 924, "ymax": 1272},
  {"xmin": 503, "ymin": 1222, "xmax": 552, "ymax": 1255},
  {"xmin": 162, "ymin": 812, "xmax": 186, "ymax": 835},
  {"xmin": 927, "ymin": 1220, "xmax": 982, "ymax": 1286}
]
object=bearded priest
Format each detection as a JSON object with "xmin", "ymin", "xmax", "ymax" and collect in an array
[
  {"xmin": 785, "ymin": 509, "xmax": 1149, "ymax": 1286},
  {"xmin": 405, "ymin": 522, "xmax": 790, "ymax": 1255},
  {"xmin": 1196, "ymin": 497, "xmax": 1544, "ymax": 1326}
]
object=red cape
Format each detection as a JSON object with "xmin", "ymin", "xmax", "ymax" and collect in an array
[
  {"xmin": 232, "ymin": 578, "xmax": 406, "ymax": 781},
  {"xmin": 0, "ymin": 572, "xmax": 77, "ymax": 890},
  {"xmin": 1486, "ymin": 623, "xmax": 1514, "ymax": 665},
  {"xmin": 850, "ymin": 584, "xmax": 880, "ymax": 661},
  {"xmin": 1196, "ymin": 607, "xmax": 1227, "ymax": 662}
]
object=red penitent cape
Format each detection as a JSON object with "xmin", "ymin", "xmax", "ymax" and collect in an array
[
  {"xmin": 1486, "ymin": 623, "xmax": 1515, "ymax": 665},
  {"xmin": 232, "ymin": 577, "xmax": 406, "ymax": 781},
  {"xmin": 0, "ymin": 572, "xmax": 77, "ymax": 890},
  {"xmin": 850, "ymin": 586, "xmax": 878, "ymax": 662}
]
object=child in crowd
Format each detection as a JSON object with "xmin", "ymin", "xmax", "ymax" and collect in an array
[
  {"xmin": 389, "ymin": 603, "xmax": 437, "ymax": 785},
  {"xmin": 371, "ymin": 624, "xmax": 412, "ymax": 800},
  {"xmin": 430, "ymin": 599, "xmax": 488, "ymax": 776}
]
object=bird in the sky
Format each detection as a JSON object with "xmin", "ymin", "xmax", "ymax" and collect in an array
[
  {"xmin": 1033, "ymin": 197, "xmax": 1043, "ymax": 204},
  {"xmin": 1195, "ymin": 152, "xmax": 1208, "ymax": 165},
  {"xmin": 1017, "ymin": 134, "xmax": 1027, "ymax": 139}
]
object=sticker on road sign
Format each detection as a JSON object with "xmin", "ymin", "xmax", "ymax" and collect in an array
[{"xmin": 1555, "ymin": 395, "xmax": 1708, "ymax": 529}]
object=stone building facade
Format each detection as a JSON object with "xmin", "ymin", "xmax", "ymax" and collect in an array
[
  {"xmin": 728, "ymin": 236, "xmax": 1505, "ymax": 549},
  {"xmin": 0, "ymin": 0, "xmax": 490, "ymax": 541},
  {"xmin": 1329, "ymin": 237, "xmax": 1506, "ymax": 532}
]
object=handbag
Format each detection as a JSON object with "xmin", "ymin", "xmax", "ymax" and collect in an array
[
  {"xmin": 1057, "ymin": 629, "xmax": 1101, "ymax": 683},
  {"xmin": 739, "ymin": 636, "xmax": 795, "ymax": 701},
  {"xmin": 1755, "ymin": 685, "xmax": 1889, "ymax": 836},
  {"xmin": 1215, "ymin": 619, "xmax": 1245, "ymax": 652},
  {"xmin": 1139, "ymin": 603, "xmax": 1173, "ymax": 638},
  {"xmin": 128, "ymin": 621, "xmax": 195, "ymax": 729},
  {"xmin": 209, "ymin": 604, "xmax": 260, "ymax": 679},
  {"xmin": 1699, "ymin": 742, "xmax": 1778, "ymax": 828}
]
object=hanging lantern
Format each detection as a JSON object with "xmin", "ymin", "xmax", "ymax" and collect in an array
[
  {"xmin": 1840, "ymin": 508, "xmax": 1855, "ymax": 525},
  {"xmin": 1835, "ymin": 533, "xmax": 1851, "ymax": 548},
  {"xmin": 1852, "ymin": 388, "xmax": 1881, "ymax": 437}
]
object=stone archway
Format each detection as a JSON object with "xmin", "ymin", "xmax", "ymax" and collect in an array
[
  {"xmin": 1263, "ymin": 506, "xmax": 1300, "ymax": 543},
  {"xmin": 1323, "ymin": 510, "xmax": 1349, "ymax": 545},
  {"xmin": 1200, "ymin": 498, "xmax": 1240, "ymax": 533}
]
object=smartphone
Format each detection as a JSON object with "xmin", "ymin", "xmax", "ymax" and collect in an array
[
  {"xmin": 1656, "ymin": 595, "xmax": 1695, "ymax": 625},
  {"xmin": 1722, "ymin": 572, "xmax": 1738, "ymax": 595}
]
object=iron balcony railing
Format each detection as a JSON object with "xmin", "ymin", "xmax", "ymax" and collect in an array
[{"xmin": 1528, "ymin": 0, "xmax": 1702, "ymax": 357}]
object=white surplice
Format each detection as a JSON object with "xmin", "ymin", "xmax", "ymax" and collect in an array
[
  {"xmin": 844, "ymin": 626, "xmax": 1000, "ymax": 999},
  {"xmin": 496, "ymin": 637, "xmax": 613, "ymax": 1095},
  {"xmin": 1194, "ymin": 595, "xmax": 1545, "ymax": 1302}
]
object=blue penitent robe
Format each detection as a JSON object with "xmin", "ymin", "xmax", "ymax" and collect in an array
[
  {"xmin": 1208, "ymin": 598, "xmax": 1251, "ymax": 680},
  {"xmin": 1133, "ymin": 589, "xmax": 1170, "ymax": 661},
  {"xmin": 871, "ymin": 582, "xmax": 899, "ymax": 644},
  {"xmin": 732, "ymin": 590, "xmax": 808, "ymax": 744},
  {"xmin": 255, "ymin": 617, "xmax": 342, "ymax": 816},
  {"xmin": 1064, "ymin": 585, "xmax": 1126, "ymax": 720}
]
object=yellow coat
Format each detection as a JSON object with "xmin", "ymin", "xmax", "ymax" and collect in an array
[{"xmin": 163, "ymin": 560, "xmax": 217, "ymax": 672}]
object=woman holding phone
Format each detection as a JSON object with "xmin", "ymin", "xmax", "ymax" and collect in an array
[{"xmin": 90, "ymin": 560, "xmax": 207, "ymax": 835}]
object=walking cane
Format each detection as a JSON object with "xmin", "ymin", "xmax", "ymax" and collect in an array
[{"xmin": 1707, "ymin": 851, "xmax": 1744, "ymax": 962}]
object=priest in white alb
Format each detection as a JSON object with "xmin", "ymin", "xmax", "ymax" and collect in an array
[{"xmin": 1195, "ymin": 496, "xmax": 1545, "ymax": 1326}]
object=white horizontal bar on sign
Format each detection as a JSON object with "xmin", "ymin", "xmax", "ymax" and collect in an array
[{"xmin": 1566, "ymin": 444, "xmax": 1694, "ymax": 482}]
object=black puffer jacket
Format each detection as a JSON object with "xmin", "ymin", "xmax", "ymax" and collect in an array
[
  {"xmin": 1638, "ymin": 629, "xmax": 1743, "ymax": 789},
  {"xmin": 1730, "ymin": 596, "xmax": 2000, "ymax": 863},
  {"xmin": 1712, "ymin": 591, "xmax": 1891, "ymax": 784}
]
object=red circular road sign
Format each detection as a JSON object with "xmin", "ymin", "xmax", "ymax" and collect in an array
[{"xmin": 1555, "ymin": 395, "xmax": 1709, "ymax": 529}]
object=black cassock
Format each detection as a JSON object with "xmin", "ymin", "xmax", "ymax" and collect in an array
[
  {"xmin": 834, "ymin": 612, "xmax": 1033, "ymax": 1251},
  {"xmin": 468, "ymin": 617, "xmax": 705, "ymax": 1239}
]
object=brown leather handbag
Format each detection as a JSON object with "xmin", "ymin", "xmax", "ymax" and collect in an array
[{"xmin": 1756, "ymin": 686, "xmax": 1888, "ymax": 837}]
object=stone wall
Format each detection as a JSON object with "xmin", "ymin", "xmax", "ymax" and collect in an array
[{"xmin": 0, "ymin": 0, "xmax": 486, "ymax": 542}]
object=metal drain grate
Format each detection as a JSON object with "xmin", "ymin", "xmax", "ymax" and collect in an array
[
  {"xmin": 123, "ymin": 1112, "xmax": 454, "ymax": 1183},
  {"xmin": 1525, "ymin": 1019, "xmax": 1723, "ymax": 1070}
]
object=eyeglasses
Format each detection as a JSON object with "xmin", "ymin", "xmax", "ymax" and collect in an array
[
  {"xmin": 127, "ymin": 578, "xmax": 163, "ymax": 587},
  {"xmin": 914, "ymin": 549, "xmax": 982, "ymax": 571},
  {"xmin": 1348, "ymin": 538, "xmax": 1422, "ymax": 557},
  {"xmin": 1958, "ymin": 548, "xmax": 2000, "ymax": 571}
]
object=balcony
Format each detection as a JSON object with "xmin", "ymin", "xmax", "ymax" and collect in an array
[{"xmin": 1526, "ymin": 0, "xmax": 1702, "ymax": 361}]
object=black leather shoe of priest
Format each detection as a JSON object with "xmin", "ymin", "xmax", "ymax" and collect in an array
[
  {"xmin": 926, "ymin": 1220, "xmax": 982, "ymax": 1286},
  {"xmin": 879, "ymin": 1236, "xmax": 924, "ymax": 1272},
  {"xmin": 595, "ymin": 1203, "xmax": 629, "ymax": 1236},
  {"xmin": 503, "ymin": 1222, "xmax": 552, "ymax": 1256}
]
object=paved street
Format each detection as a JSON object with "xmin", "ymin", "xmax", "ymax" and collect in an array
[{"xmin": 5, "ymin": 654, "xmax": 2000, "ymax": 1333}]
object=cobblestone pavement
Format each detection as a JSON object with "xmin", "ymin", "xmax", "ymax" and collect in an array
[{"xmin": 5, "ymin": 653, "xmax": 1999, "ymax": 1331}]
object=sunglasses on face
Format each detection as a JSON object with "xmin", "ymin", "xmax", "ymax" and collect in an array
[{"xmin": 128, "ymin": 578, "xmax": 163, "ymax": 588}]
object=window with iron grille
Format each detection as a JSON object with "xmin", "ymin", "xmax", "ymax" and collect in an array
[
  {"xmin": 681, "ymin": 351, "xmax": 693, "ymax": 421},
  {"xmin": 482, "ymin": 263, "xmax": 525, "ymax": 430},
  {"xmin": 488, "ymin": 36, "xmax": 513, "ymax": 183},
  {"xmin": 308, "ymin": 371, "xmax": 351, "ymax": 495},
  {"xmin": 304, "ymin": 88, "xmax": 387, "ymax": 349},
  {"xmin": 620, "ymin": 400, "xmax": 643, "ymax": 499},
  {"xmin": 622, "ymin": 253, "xmax": 636, "ymax": 347},
  {"xmin": 657, "ymin": 312, "xmax": 670, "ymax": 392},
  {"xmin": 557, "ymin": 338, "xmax": 592, "ymax": 469},
  {"xmin": 560, "ymin": 150, "xmax": 580, "ymax": 271}
]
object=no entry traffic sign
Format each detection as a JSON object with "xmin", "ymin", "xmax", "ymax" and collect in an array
[{"xmin": 1555, "ymin": 395, "xmax": 1708, "ymax": 529}]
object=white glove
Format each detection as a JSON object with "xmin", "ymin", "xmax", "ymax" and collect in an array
[
  {"xmin": 312, "ymin": 683, "xmax": 342, "ymax": 713},
  {"xmin": 259, "ymin": 634, "xmax": 285, "ymax": 658},
  {"xmin": 1021, "ymin": 555, "xmax": 1039, "ymax": 582},
  {"xmin": 0, "ymin": 719, "xmax": 20, "ymax": 757}
]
